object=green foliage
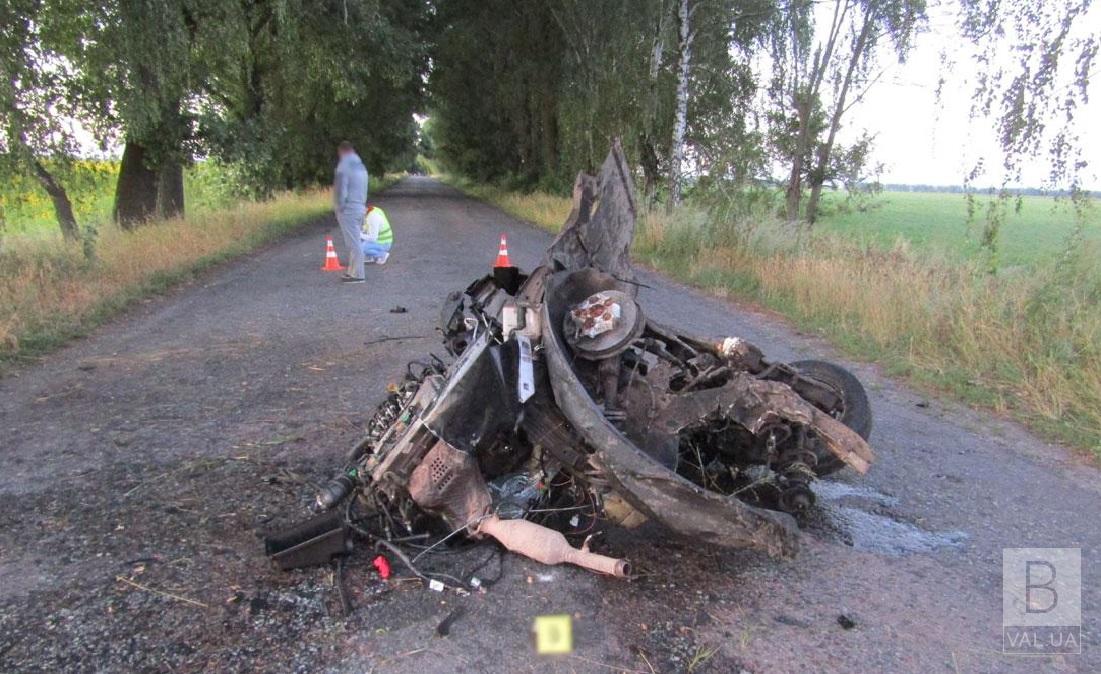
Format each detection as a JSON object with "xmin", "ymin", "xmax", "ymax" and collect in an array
[
  {"xmin": 199, "ymin": 0, "xmax": 431, "ymax": 195},
  {"xmin": 428, "ymin": 0, "xmax": 772, "ymax": 195}
]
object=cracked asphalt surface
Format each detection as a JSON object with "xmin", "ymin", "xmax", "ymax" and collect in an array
[{"xmin": 0, "ymin": 177, "xmax": 1097, "ymax": 673}]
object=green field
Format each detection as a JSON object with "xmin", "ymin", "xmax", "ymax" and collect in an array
[{"xmin": 816, "ymin": 190, "xmax": 1101, "ymax": 268}]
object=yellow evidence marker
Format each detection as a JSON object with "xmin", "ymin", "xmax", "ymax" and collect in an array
[{"xmin": 533, "ymin": 614, "xmax": 573, "ymax": 655}]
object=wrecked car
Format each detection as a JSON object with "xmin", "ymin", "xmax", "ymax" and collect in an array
[{"xmin": 265, "ymin": 142, "xmax": 875, "ymax": 581}]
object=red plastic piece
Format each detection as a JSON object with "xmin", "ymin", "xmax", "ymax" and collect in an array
[{"xmin": 372, "ymin": 555, "xmax": 391, "ymax": 580}]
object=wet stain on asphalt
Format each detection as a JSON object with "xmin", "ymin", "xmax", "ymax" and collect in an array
[{"xmin": 805, "ymin": 480, "xmax": 968, "ymax": 556}]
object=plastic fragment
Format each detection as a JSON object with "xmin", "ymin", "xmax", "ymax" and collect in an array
[{"xmin": 371, "ymin": 555, "xmax": 391, "ymax": 580}]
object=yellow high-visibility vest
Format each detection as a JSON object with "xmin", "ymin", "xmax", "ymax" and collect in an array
[{"xmin": 364, "ymin": 206, "xmax": 393, "ymax": 244}]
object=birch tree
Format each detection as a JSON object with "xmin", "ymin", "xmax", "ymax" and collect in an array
[
  {"xmin": 770, "ymin": 0, "xmax": 924, "ymax": 224},
  {"xmin": 667, "ymin": 0, "xmax": 694, "ymax": 211}
]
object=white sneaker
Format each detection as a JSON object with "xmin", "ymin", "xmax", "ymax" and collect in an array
[{"xmin": 376, "ymin": 252, "xmax": 390, "ymax": 265}]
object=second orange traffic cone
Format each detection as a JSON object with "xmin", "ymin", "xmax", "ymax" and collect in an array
[
  {"xmin": 321, "ymin": 236, "xmax": 345, "ymax": 271},
  {"xmin": 492, "ymin": 232, "xmax": 520, "ymax": 294},
  {"xmin": 494, "ymin": 233, "xmax": 512, "ymax": 268}
]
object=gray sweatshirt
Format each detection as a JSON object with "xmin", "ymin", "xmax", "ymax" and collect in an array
[{"xmin": 333, "ymin": 152, "xmax": 369, "ymax": 213}]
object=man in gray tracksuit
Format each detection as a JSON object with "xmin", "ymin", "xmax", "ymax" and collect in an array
[{"xmin": 332, "ymin": 141, "xmax": 369, "ymax": 283}]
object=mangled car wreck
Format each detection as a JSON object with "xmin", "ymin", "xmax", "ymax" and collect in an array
[{"xmin": 266, "ymin": 143, "xmax": 875, "ymax": 584}]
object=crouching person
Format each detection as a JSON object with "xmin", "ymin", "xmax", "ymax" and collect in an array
[{"xmin": 361, "ymin": 205, "xmax": 393, "ymax": 264}]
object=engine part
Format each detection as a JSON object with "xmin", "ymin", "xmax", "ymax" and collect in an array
[
  {"xmin": 602, "ymin": 492, "xmax": 647, "ymax": 528},
  {"xmin": 421, "ymin": 333, "xmax": 522, "ymax": 455},
  {"xmin": 408, "ymin": 439, "xmax": 492, "ymax": 532},
  {"xmin": 263, "ymin": 511, "xmax": 351, "ymax": 571},
  {"xmin": 644, "ymin": 373, "xmax": 874, "ymax": 475},
  {"xmin": 489, "ymin": 473, "xmax": 544, "ymax": 519},
  {"xmin": 477, "ymin": 515, "xmax": 630, "ymax": 577},
  {"xmin": 565, "ymin": 290, "xmax": 645, "ymax": 360},
  {"xmin": 515, "ymin": 334, "xmax": 535, "ymax": 403},
  {"xmin": 313, "ymin": 473, "xmax": 356, "ymax": 512},
  {"xmin": 542, "ymin": 268, "xmax": 801, "ymax": 558}
]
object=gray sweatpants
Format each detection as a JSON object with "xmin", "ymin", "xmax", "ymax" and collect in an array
[{"xmin": 337, "ymin": 208, "xmax": 366, "ymax": 279}]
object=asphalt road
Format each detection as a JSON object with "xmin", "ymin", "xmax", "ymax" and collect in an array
[{"xmin": 0, "ymin": 177, "xmax": 1096, "ymax": 673}]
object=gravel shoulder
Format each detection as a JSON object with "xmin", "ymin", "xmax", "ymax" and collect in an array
[{"xmin": 0, "ymin": 177, "xmax": 1096, "ymax": 673}]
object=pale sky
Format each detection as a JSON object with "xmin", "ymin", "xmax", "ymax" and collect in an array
[{"xmin": 839, "ymin": 2, "xmax": 1101, "ymax": 190}]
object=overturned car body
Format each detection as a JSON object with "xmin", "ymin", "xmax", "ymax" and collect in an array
[{"xmin": 267, "ymin": 143, "xmax": 875, "ymax": 578}]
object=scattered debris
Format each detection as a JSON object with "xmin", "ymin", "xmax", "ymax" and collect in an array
[
  {"xmin": 364, "ymin": 334, "xmax": 432, "ymax": 346},
  {"xmin": 115, "ymin": 575, "xmax": 208, "ymax": 609},
  {"xmin": 435, "ymin": 607, "xmax": 466, "ymax": 637},
  {"xmin": 372, "ymin": 555, "xmax": 392, "ymax": 579}
]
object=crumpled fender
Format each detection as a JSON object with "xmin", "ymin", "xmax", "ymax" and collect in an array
[{"xmin": 541, "ymin": 270, "xmax": 800, "ymax": 558}]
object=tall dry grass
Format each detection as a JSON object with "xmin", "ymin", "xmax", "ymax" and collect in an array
[
  {"xmin": 644, "ymin": 213, "xmax": 1101, "ymax": 453},
  {"xmin": 443, "ymin": 177, "xmax": 1101, "ymax": 457},
  {"xmin": 0, "ymin": 189, "xmax": 330, "ymax": 362}
]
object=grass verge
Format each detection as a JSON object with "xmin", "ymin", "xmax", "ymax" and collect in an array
[
  {"xmin": 1, "ymin": 185, "xmax": 349, "ymax": 365},
  {"xmin": 439, "ymin": 174, "xmax": 1101, "ymax": 459}
]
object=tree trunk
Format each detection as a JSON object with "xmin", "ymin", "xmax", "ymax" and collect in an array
[
  {"xmin": 157, "ymin": 161, "xmax": 185, "ymax": 219},
  {"xmin": 642, "ymin": 2, "xmax": 668, "ymax": 208},
  {"xmin": 783, "ymin": 0, "xmax": 848, "ymax": 222},
  {"xmin": 639, "ymin": 133, "xmax": 661, "ymax": 206},
  {"xmin": 667, "ymin": 0, "xmax": 692, "ymax": 214},
  {"xmin": 540, "ymin": 92, "xmax": 559, "ymax": 175},
  {"xmin": 804, "ymin": 172, "xmax": 824, "ymax": 224},
  {"xmin": 113, "ymin": 141, "xmax": 160, "ymax": 229},
  {"xmin": 31, "ymin": 160, "xmax": 80, "ymax": 241},
  {"xmin": 784, "ymin": 150, "xmax": 804, "ymax": 221},
  {"xmin": 805, "ymin": 14, "xmax": 875, "ymax": 225}
]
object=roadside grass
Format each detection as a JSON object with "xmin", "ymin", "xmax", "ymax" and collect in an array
[
  {"xmin": 0, "ymin": 172, "xmax": 402, "ymax": 366},
  {"xmin": 439, "ymin": 174, "xmax": 1101, "ymax": 459},
  {"xmin": 0, "ymin": 189, "xmax": 331, "ymax": 364}
]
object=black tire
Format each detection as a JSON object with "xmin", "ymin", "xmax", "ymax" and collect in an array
[{"xmin": 790, "ymin": 360, "xmax": 872, "ymax": 476}]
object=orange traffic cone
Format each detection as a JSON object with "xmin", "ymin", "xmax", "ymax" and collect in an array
[
  {"xmin": 492, "ymin": 233, "xmax": 520, "ymax": 294},
  {"xmin": 494, "ymin": 233, "xmax": 512, "ymax": 268},
  {"xmin": 321, "ymin": 236, "xmax": 345, "ymax": 271}
]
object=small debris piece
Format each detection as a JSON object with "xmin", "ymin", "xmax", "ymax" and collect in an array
[
  {"xmin": 774, "ymin": 614, "xmax": 809, "ymax": 628},
  {"xmin": 534, "ymin": 614, "xmax": 573, "ymax": 655},
  {"xmin": 435, "ymin": 607, "xmax": 466, "ymax": 637},
  {"xmin": 837, "ymin": 614, "xmax": 856, "ymax": 630},
  {"xmin": 115, "ymin": 575, "xmax": 208, "ymax": 609},
  {"xmin": 390, "ymin": 305, "xmax": 408, "ymax": 314},
  {"xmin": 428, "ymin": 579, "xmax": 445, "ymax": 592},
  {"xmin": 372, "ymin": 555, "xmax": 392, "ymax": 580}
]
